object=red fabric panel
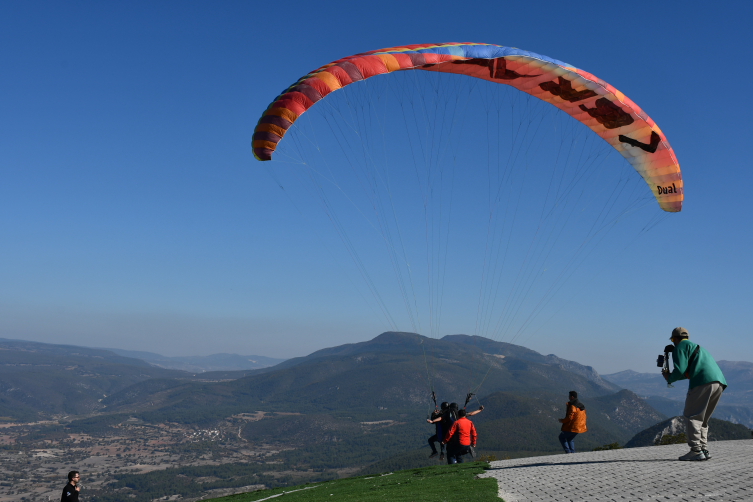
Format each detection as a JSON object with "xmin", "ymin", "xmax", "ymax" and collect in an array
[
  {"xmin": 272, "ymin": 98, "xmax": 308, "ymax": 116},
  {"xmin": 422, "ymin": 53, "xmax": 453, "ymax": 65},
  {"xmin": 324, "ymin": 65, "xmax": 354, "ymax": 86},
  {"xmin": 279, "ymin": 91, "xmax": 314, "ymax": 109},
  {"xmin": 336, "ymin": 61, "xmax": 364, "ymax": 82},
  {"xmin": 349, "ymin": 56, "xmax": 387, "ymax": 79},
  {"xmin": 289, "ymin": 84, "xmax": 323, "ymax": 104},
  {"xmin": 390, "ymin": 53, "xmax": 414, "ymax": 69},
  {"xmin": 302, "ymin": 77, "xmax": 332, "ymax": 98}
]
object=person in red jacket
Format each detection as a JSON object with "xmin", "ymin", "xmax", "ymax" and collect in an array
[
  {"xmin": 558, "ymin": 391, "xmax": 587, "ymax": 453},
  {"xmin": 441, "ymin": 409, "xmax": 477, "ymax": 464}
]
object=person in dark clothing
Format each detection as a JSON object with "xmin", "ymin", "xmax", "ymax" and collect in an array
[
  {"xmin": 427, "ymin": 402, "xmax": 462, "ymax": 459},
  {"xmin": 426, "ymin": 402, "xmax": 449, "ymax": 459},
  {"xmin": 442, "ymin": 409, "xmax": 477, "ymax": 464},
  {"xmin": 61, "ymin": 470, "xmax": 80, "ymax": 502},
  {"xmin": 558, "ymin": 391, "xmax": 586, "ymax": 453}
]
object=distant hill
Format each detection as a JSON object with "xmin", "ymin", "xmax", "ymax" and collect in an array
[
  {"xmin": 642, "ymin": 396, "xmax": 753, "ymax": 428},
  {"xmin": 603, "ymin": 361, "xmax": 753, "ymax": 427},
  {"xmin": 603, "ymin": 361, "xmax": 752, "ymax": 406},
  {"xmin": 0, "ymin": 338, "xmax": 190, "ymax": 421},
  {"xmin": 105, "ymin": 348, "xmax": 286, "ymax": 372},
  {"xmin": 0, "ymin": 332, "xmax": 677, "ymax": 490},
  {"xmin": 471, "ymin": 389, "xmax": 665, "ymax": 452},
  {"xmin": 624, "ymin": 416, "xmax": 751, "ymax": 448},
  {"xmin": 443, "ymin": 334, "xmax": 621, "ymax": 393},
  {"xmin": 101, "ymin": 332, "xmax": 628, "ymax": 424}
]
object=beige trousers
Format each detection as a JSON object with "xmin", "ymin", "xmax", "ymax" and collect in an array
[{"xmin": 683, "ymin": 381, "xmax": 723, "ymax": 452}]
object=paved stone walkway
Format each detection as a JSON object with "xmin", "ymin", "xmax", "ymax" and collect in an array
[{"xmin": 480, "ymin": 440, "xmax": 753, "ymax": 501}]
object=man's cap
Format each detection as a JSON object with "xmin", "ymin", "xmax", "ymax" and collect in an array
[{"xmin": 671, "ymin": 327, "xmax": 689, "ymax": 340}]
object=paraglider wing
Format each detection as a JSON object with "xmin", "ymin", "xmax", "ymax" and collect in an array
[{"xmin": 252, "ymin": 43, "xmax": 682, "ymax": 212}]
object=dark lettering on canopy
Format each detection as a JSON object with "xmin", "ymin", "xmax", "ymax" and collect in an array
[
  {"xmin": 656, "ymin": 183, "xmax": 679, "ymax": 195},
  {"xmin": 579, "ymin": 98, "xmax": 635, "ymax": 129},
  {"xmin": 454, "ymin": 58, "xmax": 539, "ymax": 80},
  {"xmin": 619, "ymin": 131, "xmax": 661, "ymax": 153},
  {"xmin": 539, "ymin": 77, "xmax": 597, "ymax": 103}
]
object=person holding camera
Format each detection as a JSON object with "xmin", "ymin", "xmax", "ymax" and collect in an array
[
  {"xmin": 61, "ymin": 470, "xmax": 80, "ymax": 501},
  {"xmin": 662, "ymin": 327, "xmax": 727, "ymax": 461}
]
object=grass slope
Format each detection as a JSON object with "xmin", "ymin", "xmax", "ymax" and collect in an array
[{"xmin": 209, "ymin": 462, "xmax": 499, "ymax": 502}]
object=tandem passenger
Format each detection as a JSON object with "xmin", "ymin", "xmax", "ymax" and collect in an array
[{"xmin": 442, "ymin": 409, "xmax": 477, "ymax": 464}]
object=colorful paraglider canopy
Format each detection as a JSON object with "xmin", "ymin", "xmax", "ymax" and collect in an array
[{"xmin": 252, "ymin": 42, "xmax": 681, "ymax": 212}]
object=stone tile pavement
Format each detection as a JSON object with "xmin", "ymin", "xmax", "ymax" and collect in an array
[{"xmin": 479, "ymin": 440, "xmax": 753, "ymax": 501}]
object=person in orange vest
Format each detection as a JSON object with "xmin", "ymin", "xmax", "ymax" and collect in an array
[
  {"xmin": 558, "ymin": 391, "xmax": 586, "ymax": 453},
  {"xmin": 441, "ymin": 408, "xmax": 477, "ymax": 464}
]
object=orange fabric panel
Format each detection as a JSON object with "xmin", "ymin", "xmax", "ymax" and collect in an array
[
  {"xmin": 252, "ymin": 139, "xmax": 278, "ymax": 150},
  {"xmin": 312, "ymin": 71, "xmax": 342, "ymax": 92},
  {"xmin": 263, "ymin": 107, "xmax": 299, "ymax": 123},
  {"xmin": 256, "ymin": 123, "xmax": 286, "ymax": 137},
  {"xmin": 375, "ymin": 54, "xmax": 401, "ymax": 72}
]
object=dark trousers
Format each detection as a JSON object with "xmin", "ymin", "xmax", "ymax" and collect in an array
[
  {"xmin": 447, "ymin": 444, "xmax": 471, "ymax": 464},
  {"xmin": 559, "ymin": 431, "xmax": 578, "ymax": 453},
  {"xmin": 428, "ymin": 434, "xmax": 445, "ymax": 454}
]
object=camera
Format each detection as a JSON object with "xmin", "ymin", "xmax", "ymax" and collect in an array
[
  {"xmin": 656, "ymin": 354, "xmax": 665, "ymax": 368},
  {"xmin": 657, "ymin": 344, "xmax": 675, "ymax": 368}
]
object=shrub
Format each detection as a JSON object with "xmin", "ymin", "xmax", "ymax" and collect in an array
[
  {"xmin": 655, "ymin": 433, "xmax": 686, "ymax": 446},
  {"xmin": 592, "ymin": 442, "xmax": 621, "ymax": 451}
]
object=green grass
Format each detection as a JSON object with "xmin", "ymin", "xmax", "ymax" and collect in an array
[{"xmin": 208, "ymin": 462, "xmax": 500, "ymax": 502}]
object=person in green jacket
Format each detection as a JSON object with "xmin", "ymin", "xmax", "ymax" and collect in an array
[{"xmin": 662, "ymin": 327, "xmax": 727, "ymax": 461}]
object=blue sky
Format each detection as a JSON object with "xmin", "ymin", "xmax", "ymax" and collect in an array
[{"xmin": 1, "ymin": 1, "xmax": 751, "ymax": 374}]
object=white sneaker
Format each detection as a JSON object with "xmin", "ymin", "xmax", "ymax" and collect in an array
[
  {"xmin": 702, "ymin": 449, "xmax": 711, "ymax": 460},
  {"xmin": 678, "ymin": 450, "xmax": 706, "ymax": 461}
]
